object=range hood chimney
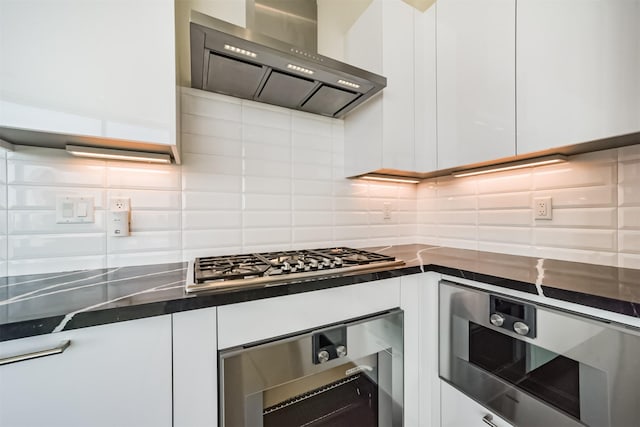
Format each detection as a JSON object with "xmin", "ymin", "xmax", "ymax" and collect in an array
[{"xmin": 190, "ymin": 0, "xmax": 386, "ymax": 119}]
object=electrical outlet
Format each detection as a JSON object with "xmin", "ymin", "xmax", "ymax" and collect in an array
[
  {"xmin": 111, "ymin": 197, "xmax": 130, "ymax": 212},
  {"xmin": 534, "ymin": 197, "xmax": 552, "ymax": 220},
  {"xmin": 383, "ymin": 202, "xmax": 392, "ymax": 220}
]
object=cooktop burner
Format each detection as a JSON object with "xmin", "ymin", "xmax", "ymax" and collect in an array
[{"xmin": 187, "ymin": 247, "xmax": 404, "ymax": 293}]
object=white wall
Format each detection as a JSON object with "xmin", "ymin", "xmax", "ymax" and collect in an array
[
  {"xmin": 417, "ymin": 145, "xmax": 640, "ymax": 269},
  {"xmin": 0, "ymin": 89, "xmax": 416, "ymax": 276}
]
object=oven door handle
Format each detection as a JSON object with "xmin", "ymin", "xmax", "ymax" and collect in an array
[{"xmin": 482, "ymin": 414, "xmax": 498, "ymax": 427}]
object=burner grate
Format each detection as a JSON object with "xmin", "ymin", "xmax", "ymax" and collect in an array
[{"xmin": 195, "ymin": 255, "xmax": 271, "ymax": 283}]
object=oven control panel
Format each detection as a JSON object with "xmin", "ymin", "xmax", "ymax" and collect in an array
[
  {"xmin": 312, "ymin": 326, "xmax": 347, "ymax": 364},
  {"xmin": 489, "ymin": 295, "xmax": 537, "ymax": 338}
]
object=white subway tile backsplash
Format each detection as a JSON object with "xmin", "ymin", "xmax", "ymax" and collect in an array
[
  {"xmin": 244, "ymin": 158, "xmax": 291, "ymax": 178},
  {"xmin": 8, "ymin": 161, "xmax": 106, "ymax": 187},
  {"xmin": 243, "ymin": 211, "xmax": 291, "ymax": 228},
  {"xmin": 1, "ymin": 91, "xmax": 637, "ymax": 276},
  {"xmin": 181, "ymin": 134, "xmax": 243, "ymax": 157},
  {"xmin": 619, "ymin": 230, "xmax": 640, "ymax": 254},
  {"xmin": 181, "ymin": 153, "xmax": 242, "ymax": 176},
  {"xmin": 533, "ymin": 228, "xmax": 616, "ymax": 251},
  {"xmin": 107, "ymin": 231, "xmax": 181, "ymax": 254},
  {"xmin": 182, "ymin": 229, "xmax": 242, "ymax": 249},
  {"xmin": 292, "ymin": 227, "xmax": 333, "ymax": 244},
  {"xmin": 619, "ymin": 207, "xmax": 640, "ymax": 229},
  {"xmin": 181, "ymin": 114, "xmax": 243, "ymax": 140},
  {"xmin": 182, "ymin": 211, "xmax": 242, "ymax": 230},
  {"xmin": 8, "ymin": 211, "xmax": 106, "ymax": 234},
  {"xmin": 181, "ymin": 172, "xmax": 242, "ymax": 193},
  {"xmin": 130, "ymin": 212, "xmax": 180, "ymax": 232},
  {"xmin": 244, "ymin": 141, "xmax": 290, "ymax": 161},
  {"xmin": 535, "ymin": 186, "xmax": 616, "ymax": 208},
  {"xmin": 8, "ymin": 187, "xmax": 105, "ymax": 210},
  {"xmin": 292, "ymin": 179, "xmax": 332, "ymax": 196},
  {"xmin": 478, "ymin": 226, "xmax": 531, "ymax": 244},
  {"xmin": 478, "ymin": 210, "xmax": 531, "ymax": 226},
  {"xmin": 107, "ymin": 164, "xmax": 180, "ymax": 190},
  {"xmin": 180, "ymin": 91, "xmax": 242, "ymax": 121},
  {"xmin": 182, "ymin": 192, "xmax": 242, "ymax": 211},
  {"xmin": 292, "ymin": 162, "xmax": 332, "ymax": 180},
  {"xmin": 293, "ymin": 211, "xmax": 334, "ymax": 227},
  {"xmin": 533, "ymin": 160, "xmax": 615, "ymax": 190},
  {"xmin": 244, "ymin": 176, "xmax": 291, "ymax": 194},
  {"xmin": 243, "ymin": 228, "xmax": 290, "ymax": 246},
  {"xmin": 292, "ymin": 196, "xmax": 333, "ymax": 211},
  {"xmin": 244, "ymin": 194, "xmax": 291, "ymax": 211},
  {"xmin": 107, "ymin": 189, "xmax": 180, "ymax": 210},
  {"xmin": 9, "ymin": 234, "xmax": 105, "ymax": 259},
  {"xmin": 292, "ymin": 112, "xmax": 333, "ymax": 137},
  {"xmin": 243, "ymin": 103, "xmax": 291, "ymax": 129},
  {"xmin": 545, "ymin": 208, "xmax": 616, "ymax": 229},
  {"xmin": 243, "ymin": 124, "xmax": 291, "ymax": 146},
  {"xmin": 478, "ymin": 193, "xmax": 531, "ymax": 210},
  {"xmin": 476, "ymin": 170, "xmax": 532, "ymax": 194}
]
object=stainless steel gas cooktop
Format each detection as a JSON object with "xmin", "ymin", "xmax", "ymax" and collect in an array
[{"xmin": 185, "ymin": 247, "xmax": 404, "ymax": 293}]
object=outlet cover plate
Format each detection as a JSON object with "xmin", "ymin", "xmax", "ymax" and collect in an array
[{"xmin": 534, "ymin": 196, "xmax": 552, "ymax": 220}]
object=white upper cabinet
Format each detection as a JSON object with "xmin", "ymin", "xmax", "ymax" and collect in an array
[
  {"xmin": 0, "ymin": 0, "xmax": 177, "ymax": 156},
  {"xmin": 345, "ymin": 0, "xmax": 437, "ymax": 176},
  {"xmin": 436, "ymin": 0, "xmax": 516, "ymax": 170},
  {"xmin": 517, "ymin": 0, "xmax": 640, "ymax": 155}
]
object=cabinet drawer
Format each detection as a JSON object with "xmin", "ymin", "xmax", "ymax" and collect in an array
[
  {"xmin": 217, "ymin": 278, "xmax": 401, "ymax": 348},
  {"xmin": 441, "ymin": 380, "xmax": 514, "ymax": 427}
]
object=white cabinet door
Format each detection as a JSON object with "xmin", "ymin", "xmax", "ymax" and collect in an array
[
  {"xmin": 401, "ymin": 272, "xmax": 441, "ymax": 427},
  {"xmin": 345, "ymin": 0, "xmax": 437, "ymax": 176},
  {"xmin": 173, "ymin": 307, "xmax": 218, "ymax": 427},
  {"xmin": 0, "ymin": 316, "xmax": 172, "ymax": 427},
  {"xmin": 437, "ymin": 0, "xmax": 516, "ymax": 170},
  {"xmin": 517, "ymin": 0, "xmax": 640, "ymax": 155},
  {"xmin": 0, "ymin": 0, "xmax": 177, "ymax": 150},
  {"xmin": 441, "ymin": 380, "xmax": 514, "ymax": 427}
]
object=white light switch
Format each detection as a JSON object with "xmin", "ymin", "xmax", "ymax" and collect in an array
[
  {"xmin": 77, "ymin": 202, "xmax": 88, "ymax": 217},
  {"xmin": 56, "ymin": 196, "xmax": 95, "ymax": 224}
]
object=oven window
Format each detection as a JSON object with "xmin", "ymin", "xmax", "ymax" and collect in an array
[
  {"xmin": 468, "ymin": 322, "xmax": 580, "ymax": 419},
  {"xmin": 263, "ymin": 373, "xmax": 378, "ymax": 427}
]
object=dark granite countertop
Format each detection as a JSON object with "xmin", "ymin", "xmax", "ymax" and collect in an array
[{"xmin": 1, "ymin": 244, "xmax": 639, "ymax": 342}]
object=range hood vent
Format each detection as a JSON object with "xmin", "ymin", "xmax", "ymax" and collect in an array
[{"xmin": 190, "ymin": 8, "xmax": 386, "ymax": 119}]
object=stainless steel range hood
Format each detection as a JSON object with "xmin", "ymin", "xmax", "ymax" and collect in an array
[{"xmin": 190, "ymin": 2, "xmax": 386, "ymax": 119}]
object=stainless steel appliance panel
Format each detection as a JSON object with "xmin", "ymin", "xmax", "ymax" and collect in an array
[
  {"xmin": 301, "ymin": 85, "xmax": 360, "ymax": 117},
  {"xmin": 440, "ymin": 280, "xmax": 640, "ymax": 427},
  {"xmin": 220, "ymin": 309, "xmax": 404, "ymax": 427}
]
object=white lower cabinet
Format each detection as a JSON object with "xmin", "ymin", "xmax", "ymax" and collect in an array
[
  {"xmin": 441, "ymin": 380, "xmax": 513, "ymax": 427},
  {"xmin": 173, "ymin": 307, "xmax": 218, "ymax": 427},
  {"xmin": 401, "ymin": 272, "xmax": 441, "ymax": 427},
  {"xmin": 0, "ymin": 316, "xmax": 172, "ymax": 427}
]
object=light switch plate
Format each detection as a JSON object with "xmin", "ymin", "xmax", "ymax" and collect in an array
[{"xmin": 56, "ymin": 196, "xmax": 95, "ymax": 224}]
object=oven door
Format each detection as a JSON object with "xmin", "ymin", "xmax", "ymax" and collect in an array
[
  {"xmin": 439, "ymin": 280, "xmax": 640, "ymax": 427},
  {"xmin": 219, "ymin": 309, "xmax": 403, "ymax": 427}
]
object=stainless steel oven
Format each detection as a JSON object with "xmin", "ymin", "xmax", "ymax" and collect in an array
[
  {"xmin": 440, "ymin": 280, "xmax": 640, "ymax": 427},
  {"xmin": 219, "ymin": 309, "xmax": 403, "ymax": 427}
]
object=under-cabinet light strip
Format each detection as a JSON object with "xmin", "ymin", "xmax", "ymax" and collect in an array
[
  {"xmin": 66, "ymin": 145, "xmax": 172, "ymax": 164},
  {"xmin": 359, "ymin": 175, "xmax": 421, "ymax": 184},
  {"xmin": 451, "ymin": 154, "xmax": 567, "ymax": 178}
]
